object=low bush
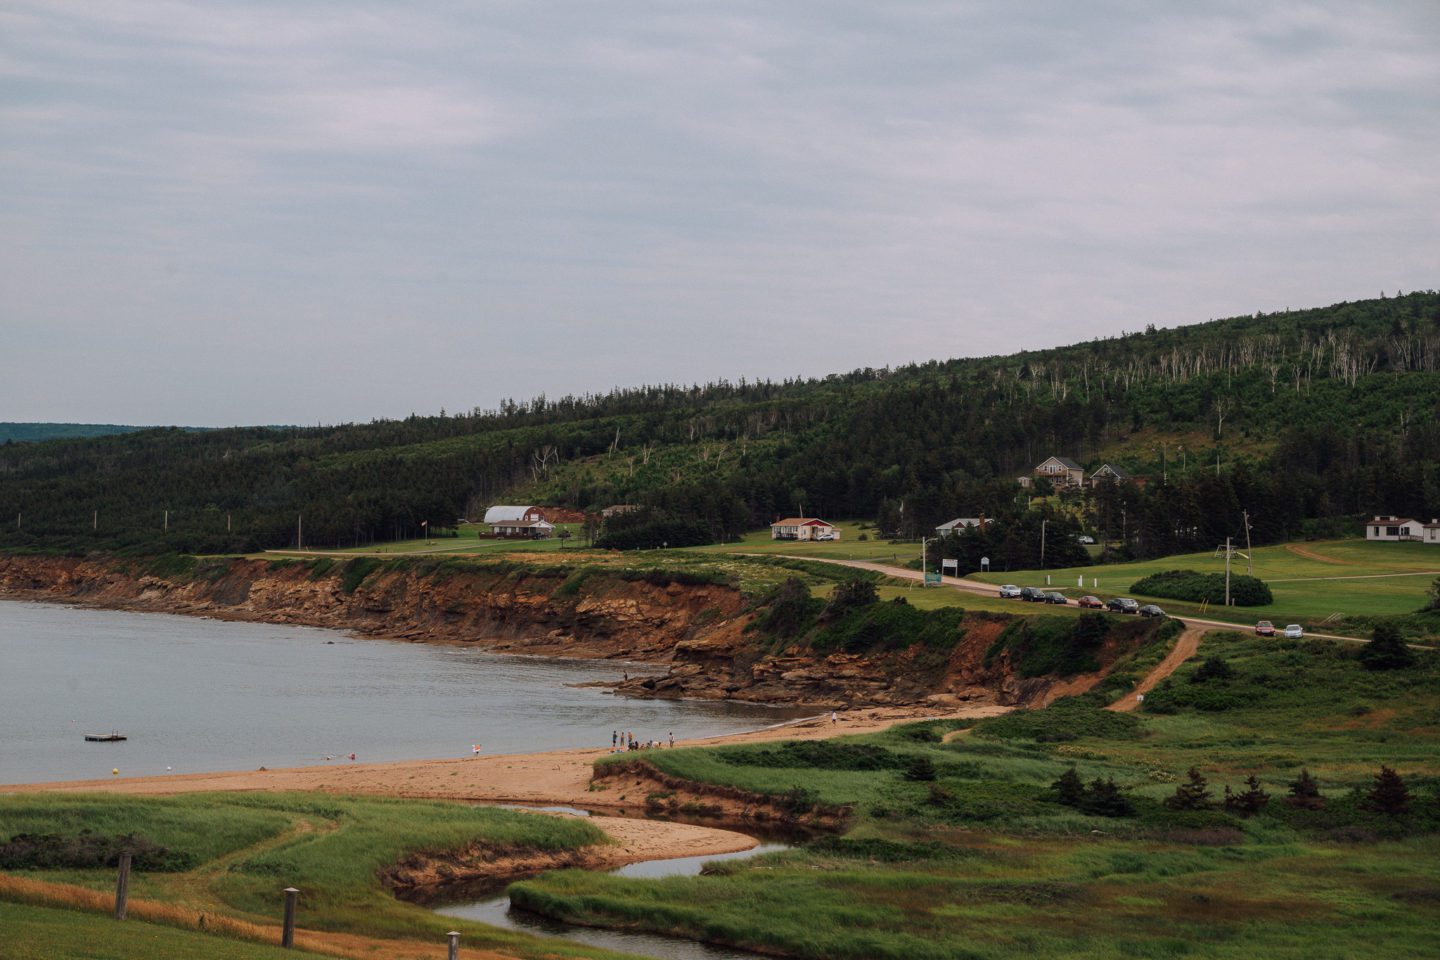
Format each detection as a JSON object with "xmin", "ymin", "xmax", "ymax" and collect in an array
[
  {"xmin": 0, "ymin": 831, "xmax": 193, "ymax": 871},
  {"xmin": 1130, "ymin": 569, "xmax": 1273, "ymax": 606},
  {"xmin": 971, "ymin": 696, "xmax": 1143, "ymax": 743},
  {"xmin": 811, "ymin": 600, "xmax": 965, "ymax": 654}
]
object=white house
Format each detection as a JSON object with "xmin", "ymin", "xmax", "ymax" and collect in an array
[
  {"xmin": 1426, "ymin": 521, "xmax": 1440, "ymax": 544},
  {"xmin": 770, "ymin": 518, "xmax": 840, "ymax": 541},
  {"xmin": 935, "ymin": 518, "xmax": 981, "ymax": 537},
  {"xmin": 489, "ymin": 518, "xmax": 556, "ymax": 539},
  {"xmin": 1366, "ymin": 516, "xmax": 1421, "ymax": 541}
]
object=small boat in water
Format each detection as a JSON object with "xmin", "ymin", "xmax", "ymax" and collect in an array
[{"xmin": 84, "ymin": 733, "xmax": 127, "ymax": 742}]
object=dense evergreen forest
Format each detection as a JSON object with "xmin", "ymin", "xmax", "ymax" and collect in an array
[{"xmin": 2, "ymin": 292, "xmax": 1438, "ymax": 559}]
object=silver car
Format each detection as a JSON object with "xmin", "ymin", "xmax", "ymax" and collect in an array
[
  {"xmin": 998, "ymin": 584, "xmax": 1022, "ymax": 598},
  {"xmin": 1284, "ymin": 624, "xmax": 1304, "ymax": 639}
]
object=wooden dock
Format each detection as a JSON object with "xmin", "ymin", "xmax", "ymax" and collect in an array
[{"xmin": 84, "ymin": 733, "xmax": 127, "ymax": 742}]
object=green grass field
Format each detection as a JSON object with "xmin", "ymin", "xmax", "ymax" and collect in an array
[
  {"xmin": 968, "ymin": 539, "xmax": 1440, "ymax": 628},
  {"xmin": 0, "ymin": 901, "xmax": 329, "ymax": 960},
  {"xmin": 686, "ymin": 521, "xmax": 930, "ymax": 564},
  {"xmin": 0, "ymin": 792, "xmax": 633, "ymax": 960},
  {"xmin": 513, "ymin": 632, "xmax": 1440, "ymax": 959}
]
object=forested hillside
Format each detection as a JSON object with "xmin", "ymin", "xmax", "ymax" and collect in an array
[
  {"xmin": 0, "ymin": 423, "xmax": 151, "ymax": 444},
  {"xmin": 2, "ymin": 292, "xmax": 1438, "ymax": 557}
]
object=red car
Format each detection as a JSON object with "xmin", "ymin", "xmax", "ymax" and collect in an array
[
  {"xmin": 1255, "ymin": 620, "xmax": 1276, "ymax": 637},
  {"xmin": 1077, "ymin": 595, "xmax": 1104, "ymax": 608}
]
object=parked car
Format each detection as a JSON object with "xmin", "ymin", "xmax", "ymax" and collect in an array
[
  {"xmin": 815, "ymin": 533, "xmax": 835, "ymax": 541},
  {"xmin": 1020, "ymin": 587, "xmax": 1048, "ymax": 602},
  {"xmin": 1284, "ymin": 623, "xmax": 1305, "ymax": 639},
  {"xmin": 1106, "ymin": 597, "xmax": 1139, "ymax": 614},
  {"xmin": 1045, "ymin": 592, "xmax": 1069, "ymax": 604},
  {"xmin": 1077, "ymin": 595, "xmax": 1104, "ymax": 608},
  {"xmin": 998, "ymin": 584, "xmax": 1022, "ymax": 598},
  {"xmin": 1255, "ymin": 620, "xmax": 1276, "ymax": 637},
  {"xmin": 1138, "ymin": 604, "xmax": 1166, "ymax": 618},
  {"xmin": 1077, "ymin": 535, "xmax": 1096, "ymax": 545}
]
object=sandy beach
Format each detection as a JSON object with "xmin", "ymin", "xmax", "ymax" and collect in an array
[{"xmin": 6, "ymin": 703, "xmax": 1008, "ymax": 864}]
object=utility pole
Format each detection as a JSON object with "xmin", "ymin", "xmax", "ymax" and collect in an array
[
  {"xmin": 164, "ymin": 509, "xmax": 168, "ymax": 532},
  {"xmin": 1161, "ymin": 442, "xmax": 1167, "ymax": 484},
  {"xmin": 920, "ymin": 536, "xmax": 928, "ymax": 582},
  {"xmin": 1224, "ymin": 536, "xmax": 1232, "ymax": 607},
  {"xmin": 93, "ymin": 510, "xmax": 97, "ymax": 531},
  {"xmin": 1040, "ymin": 519, "xmax": 1048, "ymax": 568},
  {"xmin": 227, "ymin": 512, "xmax": 232, "ymax": 533},
  {"xmin": 297, "ymin": 513, "xmax": 303, "ymax": 551},
  {"xmin": 1242, "ymin": 510, "xmax": 1254, "ymax": 575}
]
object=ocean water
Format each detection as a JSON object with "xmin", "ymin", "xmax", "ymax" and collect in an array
[{"xmin": 0, "ymin": 600, "xmax": 811, "ymax": 784}]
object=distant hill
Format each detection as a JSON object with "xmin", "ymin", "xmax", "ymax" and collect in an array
[
  {"xmin": 0, "ymin": 291, "xmax": 1437, "ymax": 557},
  {"xmin": 0, "ymin": 423, "xmax": 149, "ymax": 444}
]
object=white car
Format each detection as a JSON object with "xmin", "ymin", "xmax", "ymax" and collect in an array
[
  {"xmin": 1077, "ymin": 535, "xmax": 1096, "ymax": 545},
  {"xmin": 815, "ymin": 533, "xmax": 834, "ymax": 541},
  {"xmin": 998, "ymin": 584, "xmax": 1022, "ymax": 598},
  {"xmin": 1284, "ymin": 624, "xmax": 1304, "ymax": 639}
]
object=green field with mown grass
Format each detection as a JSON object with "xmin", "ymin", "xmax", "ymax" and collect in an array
[
  {"xmin": 516, "ymin": 631, "xmax": 1440, "ymax": 959},
  {"xmin": 969, "ymin": 538, "xmax": 1440, "ymax": 633},
  {"xmin": 0, "ymin": 792, "xmax": 632, "ymax": 960}
]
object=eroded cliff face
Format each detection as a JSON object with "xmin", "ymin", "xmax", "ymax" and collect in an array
[{"xmin": 0, "ymin": 553, "xmax": 1081, "ymax": 709}]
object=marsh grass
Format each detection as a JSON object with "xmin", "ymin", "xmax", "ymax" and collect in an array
[{"xmin": 550, "ymin": 633, "xmax": 1440, "ymax": 958}]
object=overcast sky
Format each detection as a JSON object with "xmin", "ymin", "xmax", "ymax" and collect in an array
[{"xmin": 2, "ymin": 1, "xmax": 1437, "ymax": 427}]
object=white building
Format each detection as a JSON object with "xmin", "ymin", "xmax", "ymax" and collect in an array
[
  {"xmin": 935, "ymin": 518, "xmax": 981, "ymax": 537},
  {"xmin": 770, "ymin": 518, "xmax": 840, "ymax": 541},
  {"xmin": 1366, "ymin": 516, "xmax": 1421, "ymax": 541}
]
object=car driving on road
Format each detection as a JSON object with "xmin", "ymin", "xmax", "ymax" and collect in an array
[
  {"xmin": 998, "ymin": 584, "xmax": 1021, "ymax": 598},
  {"xmin": 1106, "ymin": 597, "xmax": 1139, "ymax": 613},
  {"xmin": 1077, "ymin": 595, "xmax": 1104, "ymax": 608},
  {"xmin": 1138, "ymin": 604, "xmax": 1166, "ymax": 618},
  {"xmin": 1284, "ymin": 623, "xmax": 1305, "ymax": 639},
  {"xmin": 1255, "ymin": 620, "xmax": 1276, "ymax": 637},
  {"xmin": 1045, "ymin": 591, "xmax": 1069, "ymax": 604},
  {"xmin": 1020, "ymin": 587, "xmax": 1048, "ymax": 602}
]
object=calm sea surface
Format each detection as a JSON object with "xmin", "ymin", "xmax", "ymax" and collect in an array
[{"xmin": 0, "ymin": 600, "xmax": 811, "ymax": 785}]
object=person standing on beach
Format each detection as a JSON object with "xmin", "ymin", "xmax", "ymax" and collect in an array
[
  {"xmin": 612, "ymin": 730, "xmax": 617, "ymax": 747},
  {"xmin": 669, "ymin": 732, "xmax": 674, "ymax": 748}
]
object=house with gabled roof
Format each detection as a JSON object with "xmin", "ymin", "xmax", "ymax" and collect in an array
[
  {"xmin": 935, "ymin": 517, "xmax": 982, "ymax": 537},
  {"xmin": 770, "ymin": 518, "xmax": 840, "ymax": 541},
  {"xmin": 1089, "ymin": 463, "xmax": 1133, "ymax": 488},
  {"xmin": 1033, "ymin": 456, "xmax": 1084, "ymax": 487}
]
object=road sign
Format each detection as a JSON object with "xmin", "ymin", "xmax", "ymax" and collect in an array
[
  {"xmin": 980, "ymin": 556, "xmax": 990, "ymax": 571},
  {"xmin": 924, "ymin": 571, "xmax": 942, "ymax": 586}
]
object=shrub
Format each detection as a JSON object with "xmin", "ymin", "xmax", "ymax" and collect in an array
[
  {"xmin": 973, "ymin": 696, "xmax": 1142, "ymax": 743},
  {"xmin": 1052, "ymin": 767, "xmax": 1085, "ymax": 807},
  {"xmin": 985, "ymin": 614, "xmax": 1112, "ymax": 677},
  {"xmin": 1130, "ymin": 569, "xmax": 1273, "ymax": 606},
  {"xmin": 822, "ymin": 577, "xmax": 878, "ymax": 619},
  {"xmin": 1190, "ymin": 657, "xmax": 1235, "ymax": 683},
  {"xmin": 753, "ymin": 577, "xmax": 821, "ymax": 637},
  {"xmin": 1081, "ymin": 777, "xmax": 1135, "ymax": 817},
  {"xmin": 339, "ymin": 557, "xmax": 382, "ymax": 594},
  {"xmin": 0, "ymin": 832, "xmax": 193, "ymax": 871},
  {"xmin": 903, "ymin": 756, "xmax": 937, "ymax": 782},
  {"xmin": 811, "ymin": 600, "xmax": 965, "ymax": 654}
]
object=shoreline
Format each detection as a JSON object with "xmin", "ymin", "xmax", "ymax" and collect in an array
[{"xmin": 4, "ymin": 703, "xmax": 1008, "ymax": 867}]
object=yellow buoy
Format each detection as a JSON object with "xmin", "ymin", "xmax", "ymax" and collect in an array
[{"xmin": 112, "ymin": 768, "xmax": 119, "ymax": 776}]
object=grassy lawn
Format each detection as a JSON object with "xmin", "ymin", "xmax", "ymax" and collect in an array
[
  {"xmin": 513, "ymin": 633, "xmax": 1440, "ymax": 959},
  {"xmin": 969, "ymin": 539, "xmax": 1440, "ymax": 627},
  {"xmin": 0, "ymin": 792, "xmax": 632, "ymax": 960},
  {"xmin": 265, "ymin": 521, "xmax": 591, "ymax": 558},
  {"xmin": 685, "ymin": 521, "xmax": 929, "ymax": 564},
  {"xmin": 0, "ymin": 901, "xmax": 329, "ymax": 960}
]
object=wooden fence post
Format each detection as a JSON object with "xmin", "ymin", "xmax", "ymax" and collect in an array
[
  {"xmin": 113, "ymin": 853, "xmax": 132, "ymax": 920},
  {"xmin": 447, "ymin": 930, "xmax": 461, "ymax": 960},
  {"xmin": 281, "ymin": 887, "xmax": 299, "ymax": 947}
]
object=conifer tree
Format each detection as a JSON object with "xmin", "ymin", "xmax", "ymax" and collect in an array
[
  {"xmin": 1223, "ymin": 775, "xmax": 1270, "ymax": 815},
  {"xmin": 1082, "ymin": 777, "xmax": 1135, "ymax": 817},
  {"xmin": 1165, "ymin": 767, "xmax": 1214, "ymax": 810},
  {"xmin": 1285, "ymin": 768, "xmax": 1325, "ymax": 809},
  {"xmin": 1362, "ymin": 766, "xmax": 1411, "ymax": 815},
  {"xmin": 1052, "ymin": 767, "xmax": 1085, "ymax": 807},
  {"xmin": 1359, "ymin": 623, "xmax": 1415, "ymax": 671}
]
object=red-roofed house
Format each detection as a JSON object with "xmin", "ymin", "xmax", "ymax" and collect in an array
[{"xmin": 770, "ymin": 518, "xmax": 840, "ymax": 541}]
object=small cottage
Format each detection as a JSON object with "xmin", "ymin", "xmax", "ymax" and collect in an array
[
  {"xmin": 770, "ymin": 518, "xmax": 840, "ymax": 541},
  {"xmin": 1366, "ymin": 516, "xmax": 1420, "ymax": 542},
  {"xmin": 1089, "ymin": 463, "xmax": 1132, "ymax": 488},
  {"xmin": 935, "ymin": 518, "xmax": 981, "ymax": 537}
]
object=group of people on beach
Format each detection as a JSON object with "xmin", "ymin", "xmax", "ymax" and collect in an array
[{"xmin": 612, "ymin": 729, "xmax": 674, "ymax": 752}]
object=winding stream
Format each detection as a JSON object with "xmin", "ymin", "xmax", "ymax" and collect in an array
[{"xmin": 427, "ymin": 815, "xmax": 791, "ymax": 960}]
